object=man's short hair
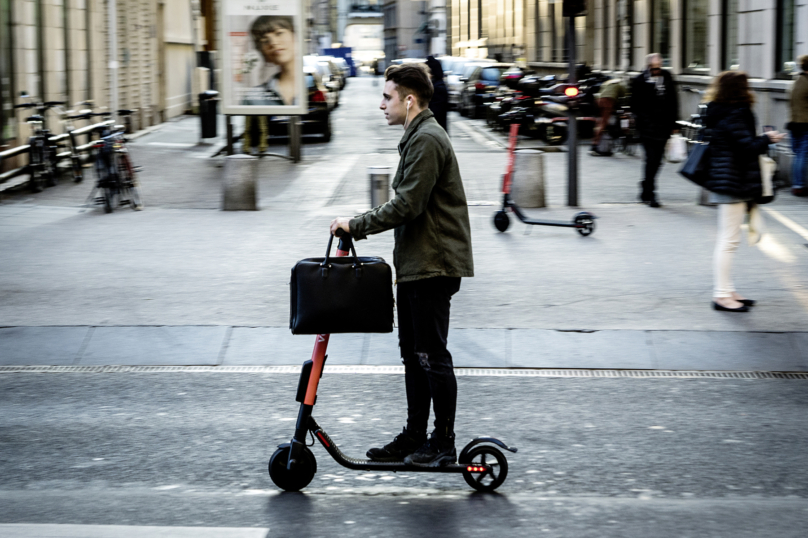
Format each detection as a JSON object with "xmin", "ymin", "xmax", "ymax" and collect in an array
[
  {"xmin": 384, "ymin": 64, "xmax": 434, "ymax": 108},
  {"xmin": 646, "ymin": 53, "xmax": 662, "ymax": 67},
  {"xmin": 800, "ymin": 54, "xmax": 808, "ymax": 73}
]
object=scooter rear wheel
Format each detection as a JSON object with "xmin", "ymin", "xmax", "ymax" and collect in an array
[
  {"xmin": 493, "ymin": 210, "xmax": 510, "ymax": 232},
  {"xmin": 269, "ymin": 446, "xmax": 317, "ymax": 492},
  {"xmin": 461, "ymin": 445, "xmax": 508, "ymax": 492},
  {"xmin": 573, "ymin": 212, "xmax": 596, "ymax": 236}
]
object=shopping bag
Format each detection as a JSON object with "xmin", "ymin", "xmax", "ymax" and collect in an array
[
  {"xmin": 290, "ymin": 234, "xmax": 394, "ymax": 335},
  {"xmin": 756, "ymin": 155, "xmax": 777, "ymax": 204},
  {"xmin": 666, "ymin": 134, "xmax": 688, "ymax": 163}
]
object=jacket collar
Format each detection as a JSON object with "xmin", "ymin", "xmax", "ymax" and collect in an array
[{"xmin": 398, "ymin": 109, "xmax": 434, "ymax": 153}]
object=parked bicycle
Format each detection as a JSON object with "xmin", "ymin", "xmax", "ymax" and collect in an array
[
  {"xmin": 13, "ymin": 93, "xmax": 66, "ymax": 192},
  {"xmin": 85, "ymin": 110, "xmax": 143, "ymax": 213},
  {"xmin": 58, "ymin": 100, "xmax": 99, "ymax": 183}
]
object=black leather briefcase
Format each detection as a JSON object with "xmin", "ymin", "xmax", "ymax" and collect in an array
[{"xmin": 290, "ymin": 235, "xmax": 394, "ymax": 335}]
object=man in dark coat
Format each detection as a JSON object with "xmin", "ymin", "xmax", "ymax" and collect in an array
[
  {"xmin": 425, "ymin": 56, "xmax": 449, "ymax": 133},
  {"xmin": 630, "ymin": 53, "xmax": 679, "ymax": 207}
]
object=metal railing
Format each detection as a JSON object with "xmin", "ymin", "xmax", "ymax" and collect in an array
[{"xmin": 0, "ymin": 120, "xmax": 115, "ymax": 187}]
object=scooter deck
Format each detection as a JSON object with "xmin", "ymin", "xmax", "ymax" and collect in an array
[
  {"xmin": 507, "ymin": 198, "xmax": 578, "ymax": 228},
  {"xmin": 310, "ymin": 418, "xmax": 490, "ymax": 474}
]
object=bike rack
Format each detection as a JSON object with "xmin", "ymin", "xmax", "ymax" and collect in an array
[{"xmin": 0, "ymin": 120, "xmax": 116, "ymax": 188}]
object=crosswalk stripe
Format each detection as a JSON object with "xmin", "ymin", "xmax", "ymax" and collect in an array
[{"xmin": 0, "ymin": 525, "xmax": 269, "ymax": 538}]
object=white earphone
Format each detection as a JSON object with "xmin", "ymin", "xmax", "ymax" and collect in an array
[{"xmin": 407, "ymin": 99, "xmax": 411, "ymax": 110}]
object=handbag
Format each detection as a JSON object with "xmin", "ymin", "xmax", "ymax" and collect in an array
[
  {"xmin": 678, "ymin": 133, "xmax": 711, "ymax": 187},
  {"xmin": 289, "ymin": 234, "xmax": 394, "ymax": 335},
  {"xmin": 756, "ymin": 154, "xmax": 777, "ymax": 204},
  {"xmin": 665, "ymin": 134, "xmax": 688, "ymax": 163}
]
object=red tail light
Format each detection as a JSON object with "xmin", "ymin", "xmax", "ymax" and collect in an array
[
  {"xmin": 475, "ymin": 82, "xmax": 487, "ymax": 92},
  {"xmin": 311, "ymin": 90, "xmax": 327, "ymax": 103},
  {"xmin": 564, "ymin": 86, "xmax": 580, "ymax": 98}
]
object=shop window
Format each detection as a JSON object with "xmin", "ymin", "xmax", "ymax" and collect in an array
[
  {"xmin": 652, "ymin": 0, "xmax": 672, "ymax": 67},
  {"xmin": 683, "ymin": 0, "xmax": 710, "ymax": 71},
  {"xmin": 722, "ymin": 0, "xmax": 739, "ymax": 70},
  {"xmin": 0, "ymin": 0, "xmax": 15, "ymax": 142},
  {"xmin": 776, "ymin": 0, "xmax": 797, "ymax": 77}
]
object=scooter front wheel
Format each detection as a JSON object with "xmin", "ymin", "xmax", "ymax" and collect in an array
[
  {"xmin": 493, "ymin": 210, "xmax": 510, "ymax": 232},
  {"xmin": 461, "ymin": 445, "xmax": 508, "ymax": 492},
  {"xmin": 573, "ymin": 212, "xmax": 596, "ymax": 236},
  {"xmin": 269, "ymin": 445, "xmax": 317, "ymax": 492}
]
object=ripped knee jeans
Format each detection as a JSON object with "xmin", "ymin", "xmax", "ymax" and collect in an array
[{"xmin": 397, "ymin": 277, "xmax": 461, "ymax": 438}]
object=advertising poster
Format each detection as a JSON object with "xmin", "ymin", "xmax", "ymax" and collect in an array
[{"xmin": 221, "ymin": 0, "xmax": 306, "ymax": 115}]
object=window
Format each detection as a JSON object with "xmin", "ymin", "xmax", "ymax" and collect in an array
[
  {"xmin": 652, "ymin": 0, "xmax": 672, "ymax": 67},
  {"xmin": 684, "ymin": 0, "xmax": 710, "ymax": 70},
  {"xmin": 0, "ymin": 0, "xmax": 14, "ymax": 142},
  {"xmin": 776, "ymin": 0, "xmax": 797, "ymax": 76},
  {"xmin": 722, "ymin": 0, "xmax": 738, "ymax": 70},
  {"xmin": 383, "ymin": 5, "xmax": 396, "ymax": 28}
]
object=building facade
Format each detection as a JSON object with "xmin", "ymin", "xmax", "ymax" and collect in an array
[
  {"xmin": 0, "ymin": 0, "xmax": 210, "ymax": 152},
  {"xmin": 447, "ymin": 0, "xmax": 807, "ymax": 126}
]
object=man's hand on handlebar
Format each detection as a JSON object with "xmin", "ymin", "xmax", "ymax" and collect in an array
[
  {"xmin": 330, "ymin": 217, "xmax": 351, "ymax": 236},
  {"xmin": 765, "ymin": 131, "xmax": 786, "ymax": 144}
]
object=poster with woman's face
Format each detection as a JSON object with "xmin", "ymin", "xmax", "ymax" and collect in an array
[{"xmin": 221, "ymin": 0, "xmax": 306, "ymax": 115}]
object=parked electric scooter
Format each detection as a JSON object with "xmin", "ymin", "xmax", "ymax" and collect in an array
[
  {"xmin": 268, "ymin": 230, "xmax": 518, "ymax": 493},
  {"xmin": 493, "ymin": 124, "xmax": 597, "ymax": 235}
]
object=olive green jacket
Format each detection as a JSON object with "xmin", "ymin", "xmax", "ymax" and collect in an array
[
  {"xmin": 790, "ymin": 72, "xmax": 808, "ymax": 124},
  {"xmin": 349, "ymin": 109, "xmax": 474, "ymax": 282}
]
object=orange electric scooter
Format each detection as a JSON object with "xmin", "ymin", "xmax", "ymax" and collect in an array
[
  {"xmin": 268, "ymin": 230, "xmax": 517, "ymax": 493},
  {"xmin": 493, "ymin": 123, "xmax": 597, "ymax": 235}
]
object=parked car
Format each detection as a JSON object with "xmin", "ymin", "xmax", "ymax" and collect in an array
[
  {"xmin": 447, "ymin": 60, "xmax": 483, "ymax": 110},
  {"xmin": 458, "ymin": 63, "xmax": 512, "ymax": 118},
  {"xmin": 266, "ymin": 68, "xmax": 332, "ymax": 142},
  {"xmin": 304, "ymin": 55, "xmax": 340, "ymax": 108},
  {"xmin": 318, "ymin": 56, "xmax": 347, "ymax": 89}
]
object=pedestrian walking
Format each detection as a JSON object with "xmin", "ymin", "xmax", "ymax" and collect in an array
[
  {"xmin": 330, "ymin": 64, "xmax": 473, "ymax": 466},
  {"xmin": 787, "ymin": 54, "xmax": 808, "ymax": 197},
  {"xmin": 425, "ymin": 56, "xmax": 449, "ymax": 133},
  {"xmin": 703, "ymin": 71, "xmax": 785, "ymax": 312},
  {"xmin": 630, "ymin": 53, "xmax": 679, "ymax": 207},
  {"xmin": 590, "ymin": 78, "xmax": 627, "ymax": 156}
]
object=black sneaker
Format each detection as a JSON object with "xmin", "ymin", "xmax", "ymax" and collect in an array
[
  {"xmin": 403, "ymin": 435, "xmax": 457, "ymax": 467},
  {"xmin": 366, "ymin": 428, "xmax": 426, "ymax": 462}
]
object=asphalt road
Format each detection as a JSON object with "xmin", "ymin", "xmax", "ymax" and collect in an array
[{"xmin": 1, "ymin": 372, "xmax": 807, "ymax": 536}]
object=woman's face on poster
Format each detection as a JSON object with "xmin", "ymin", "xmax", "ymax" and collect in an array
[{"xmin": 259, "ymin": 28, "xmax": 294, "ymax": 66}]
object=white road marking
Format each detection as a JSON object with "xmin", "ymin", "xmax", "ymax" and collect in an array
[
  {"xmin": 763, "ymin": 208, "xmax": 808, "ymax": 242},
  {"xmin": 0, "ymin": 524, "xmax": 269, "ymax": 538},
  {"xmin": 147, "ymin": 142, "xmax": 197, "ymax": 148},
  {"xmin": 453, "ymin": 121, "xmax": 505, "ymax": 149}
]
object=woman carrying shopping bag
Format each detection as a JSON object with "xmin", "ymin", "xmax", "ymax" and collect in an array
[{"xmin": 703, "ymin": 71, "xmax": 785, "ymax": 312}]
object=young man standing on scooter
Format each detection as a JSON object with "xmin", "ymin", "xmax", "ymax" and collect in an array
[{"xmin": 330, "ymin": 64, "xmax": 474, "ymax": 467}]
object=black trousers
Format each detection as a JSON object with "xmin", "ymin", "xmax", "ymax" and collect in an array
[
  {"xmin": 640, "ymin": 136, "xmax": 669, "ymax": 198},
  {"xmin": 397, "ymin": 276, "xmax": 461, "ymax": 439}
]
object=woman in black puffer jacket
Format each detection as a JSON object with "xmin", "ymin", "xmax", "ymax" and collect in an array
[{"xmin": 703, "ymin": 71, "xmax": 785, "ymax": 312}]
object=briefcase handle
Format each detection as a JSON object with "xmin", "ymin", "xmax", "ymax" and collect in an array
[{"xmin": 321, "ymin": 232, "xmax": 362, "ymax": 278}]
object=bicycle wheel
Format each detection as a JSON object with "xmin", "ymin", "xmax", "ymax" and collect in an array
[
  {"xmin": 45, "ymin": 145, "xmax": 59, "ymax": 187},
  {"xmin": 118, "ymin": 153, "xmax": 142, "ymax": 210},
  {"xmin": 28, "ymin": 143, "xmax": 46, "ymax": 193}
]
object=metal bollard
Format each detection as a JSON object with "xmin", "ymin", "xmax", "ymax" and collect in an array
[
  {"xmin": 222, "ymin": 154, "xmax": 258, "ymax": 210},
  {"xmin": 368, "ymin": 166, "xmax": 391, "ymax": 207}
]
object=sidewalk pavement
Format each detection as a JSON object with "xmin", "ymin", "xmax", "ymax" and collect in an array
[
  {"xmin": 2, "ymin": 325, "xmax": 807, "ymax": 371},
  {"xmin": 1, "ymin": 103, "xmax": 807, "ymax": 372}
]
